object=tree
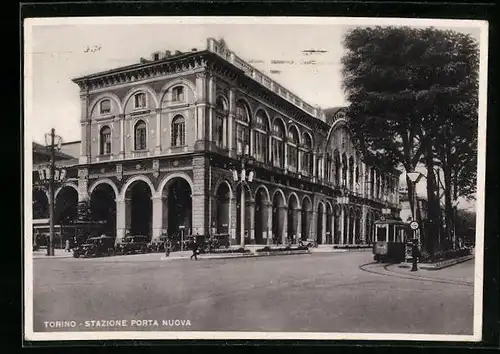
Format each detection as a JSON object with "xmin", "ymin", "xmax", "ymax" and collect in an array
[{"xmin": 341, "ymin": 26, "xmax": 479, "ymax": 255}]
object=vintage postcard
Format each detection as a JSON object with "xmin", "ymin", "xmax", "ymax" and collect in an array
[{"xmin": 23, "ymin": 16, "xmax": 488, "ymax": 342}]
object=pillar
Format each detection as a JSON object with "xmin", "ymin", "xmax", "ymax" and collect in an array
[
  {"xmin": 322, "ymin": 209, "xmax": 327, "ymax": 244},
  {"xmin": 296, "ymin": 208, "xmax": 302, "ymax": 242},
  {"xmin": 195, "ymin": 72, "xmax": 207, "ymax": 142},
  {"xmin": 151, "ymin": 195, "xmax": 163, "ymax": 242},
  {"xmin": 266, "ymin": 202, "xmax": 273, "ymax": 245},
  {"xmin": 119, "ymin": 114, "xmax": 125, "ymax": 158},
  {"xmin": 207, "ymin": 73, "xmax": 215, "ymax": 142},
  {"xmin": 230, "ymin": 197, "xmax": 237, "ymax": 243},
  {"xmin": 281, "ymin": 206, "xmax": 288, "ymax": 245},
  {"xmin": 228, "ymin": 88, "xmax": 235, "ymax": 155},
  {"xmin": 155, "ymin": 108, "xmax": 162, "ymax": 155},
  {"xmin": 340, "ymin": 207, "xmax": 345, "ymax": 245},
  {"xmin": 116, "ymin": 197, "xmax": 131, "ymax": 244},
  {"xmin": 192, "ymin": 156, "xmax": 207, "ymax": 235},
  {"xmin": 284, "ymin": 143, "xmax": 288, "ymax": 170},
  {"xmin": 330, "ymin": 209, "xmax": 335, "ymax": 244},
  {"xmin": 361, "ymin": 205, "xmax": 368, "ymax": 244},
  {"xmin": 312, "ymin": 152, "xmax": 317, "ymax": 178},
  {"xmin": 248, "ymin": 200, "xmax": 255, "ymax": 243}
]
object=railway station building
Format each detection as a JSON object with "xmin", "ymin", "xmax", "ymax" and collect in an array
[{"xmin": 32, "ymin": 38, "xmax": 401, "ymax": 246}]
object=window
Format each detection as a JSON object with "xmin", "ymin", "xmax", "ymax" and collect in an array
[
  {"xmin": 342, "ymin": 154, "xmax": 348, "ymax": 186},
  {"xmin": 272, "ymin": 120, "xmax": 285, "ymax": 168},
  {"xmin": 134, "ymin": 92, "xmax": 147, "ymax": 109},
  {"xmin": 236, "ymin": 101, "xmax": 250, "ymax": 122},
  {"xmin": 235, "ymin": 101, "xmax": 250, "ymax": 154},
  {"xmin": 334, "ymin": 152, "xmax": 341, "ymax": 185},
  {"xmin": 348, "ymin": 157, "xmax": 354, "ymax": 190},
  {"xmin": 100, "ymin": 99, "xmax": 111, "ymax": 115},
  {"xmin": 134, "ymin": 120, "xmax": 147, "ymax": 150},
  {"xmin": 302, "ymin": 133, "xmax": 313, "ymax": 175},
  {"xmin": 171, "ymin": 115, "xmax": 186, "ymax": 146},
  {"xmin": 287, "ymin": 127, "xmax": 299, "ymax": 172},
  {"xmin": 253, "ymin": 111, "xmax": 269, "ymax": 163},
  {"xmin": 172, "ymin": 86, "xmax": 185, "ymax": 102},
  {"xmin": 100, "ymin": 126, "xmax": 111, "ymax": 154},
  {"xmin": 153, "ymin": 53, "xmax": 159, "ymax": 60},
  {"xmin": 215, "ymin": 114, "xmax": 224, "ymax": 147}
]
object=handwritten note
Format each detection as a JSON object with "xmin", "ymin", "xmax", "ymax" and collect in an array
[{"xmin": 84, "ymin": 45, "xmax": 102, "ymax": 53}]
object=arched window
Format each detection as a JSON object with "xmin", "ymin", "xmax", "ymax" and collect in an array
[
  {"xmin": 235, "ymin": 100, "xmax": 250, "ymax": 154},
  {"xmin": 287, "ymin": 126, "xmax": 299, "ymax": 172},
  {"xmin": 171, "ymin": 115, "xmax": 186, "ymax": 147},
  {"xmin": 302, "ymin": 133, "xmax": 313, "ymax": 176},
  {"xmin": 100, "ymin": 99, "xmax": 111, "ymax": 115},
  {"xmin": 100, "ymin": 126, "xmax": 111, "ymax": 154},
  {"xmin": 253, "ymin": 110, "xmax": 269, "ymax": 163},
  {"xmin": 326, "ymin": 154, "xmax": 333, "ymax": 182},
  {"xmin": 134, "ymin": 92, "xmax": 147, "ymax": 109},
  {"xmin": 215, "ymin": 96, "xmax": 227, "ymax": 148},
  {"xmin": 172, "ymin": 86, "xmax": 185, "ymax": 103},
  {"xmin": 272, "ymin": 119, "xmax": 285, "ymax": 168},
  {"xmin": 134, "ymin": 120, "xmax": 147, "ymax": 150}
]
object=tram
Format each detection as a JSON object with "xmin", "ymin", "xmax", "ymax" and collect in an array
[{"xmin": 372, "ymin": 218, "xmax": 412, "ymax": 263}]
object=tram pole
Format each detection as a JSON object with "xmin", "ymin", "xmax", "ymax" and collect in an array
[{"xmin": 48, "ymin": 129, "xmax": 56, "ymax": 256}]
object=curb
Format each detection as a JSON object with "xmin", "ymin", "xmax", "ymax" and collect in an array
[
  {"xmin": 398, "ymin": 255, "xmax": 474, "ymax": 270},
  {"xmin": 160, "ymin": 250, "xmax": 311, "ymax": 261}
]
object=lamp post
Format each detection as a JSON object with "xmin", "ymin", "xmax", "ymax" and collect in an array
[
  {"xmin": 452, "ymin": 198, "xmax": 460, "ymax": 249},
  {"xmin": 406, "ymin": 170, "xmax": 422, "ymax": 245},
  {"xmin": 232, "ymin": 144, "xmax": 254, "ymax": 248},
  {"xmin": 38, "ymin": 128, "xmax": 64, "ymax": 256}
]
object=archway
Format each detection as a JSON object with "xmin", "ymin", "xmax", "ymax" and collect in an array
[
  {"xmin": 55, "ymin": 186, "xmax": 78, "ymax": 225},
  {"xmin": 254, "ymin": 187, "xmax": 269, "ymax": 245},
  {"xmin": 301, "ymin": 197, "xmax": 312, "ymax": 240},
  {"xmin": 33, "ymin": 188, "xmax": 49, "ymax": 219},
  {"xmin": 287, "ymin": 194, "xmax": 299, "ymax": 243},
  {"xmin": 326, "ymin": 203, "xmax": 333, "ymax": 244},
  {"xmin": 316, "ymin": 203, "xmax": 324, "ymax": 245},
  {"xmin": 124, "ymin": 180, "xmax": 153, "ymax": 239},
  {"xmin": 272, "ymin": 191, "xmax": 286, "ymax": 244},
  {"xmin": 90, "ymin": 183, "xmax": 117, "ymax": 238},
  {"xmin": 161, "ymin": 177, "xmax": 192, "ymax": 240},
  {"xmin": 214, "ymin": 182, "xmax": 231, "ymax": 235}
]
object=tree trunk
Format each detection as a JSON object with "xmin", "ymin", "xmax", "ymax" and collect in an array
[
  {"xmin": 425, "ymin": 144, "xmax": 439, "ymax": 258},
  {"xmin": 443, "ymin": 160, "xmax": 454, "ymax": 250}
]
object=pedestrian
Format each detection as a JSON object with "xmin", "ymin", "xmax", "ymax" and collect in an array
[
  {"xmin": 411, "ymin": 239, "xmax": 420, "ymax": 272},
  {"xmin": 164, "ymin": 238, "xmax": 170, "ymax": 257},
  {"xmin": 65, "ymin": 239, "xmax": 71, "ymax": 252},
  {"xmin": 190, "ymin": 238, "xmax": 198, "ymax": 260}
]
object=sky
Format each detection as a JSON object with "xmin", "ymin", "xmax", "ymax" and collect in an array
[{"xmin": 24, "ymin": 17, "xmax": 486, "ymax": 210}]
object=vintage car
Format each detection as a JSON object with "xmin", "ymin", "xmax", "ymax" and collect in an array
[
  {"xmin": 116, "ymin": 235, "xmax": 150, "ymax": 255},
  {"xmin": 73, "ymin": 235, "xmax": 116, "ymax": 258}
]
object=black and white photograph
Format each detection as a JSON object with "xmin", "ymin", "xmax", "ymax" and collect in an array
[{"xmin": 23, "ymin": 17, "xmax": 488, "ymax": 342}]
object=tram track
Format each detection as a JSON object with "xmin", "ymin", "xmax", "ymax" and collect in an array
[{"xmin": 358, "ymin": 262, "xmax": 473, "ymax": 287}]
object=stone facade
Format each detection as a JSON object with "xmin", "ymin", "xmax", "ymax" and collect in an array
[{"xmin": 32, "ymin": 38, "xmax": 400, "ymax": 246}]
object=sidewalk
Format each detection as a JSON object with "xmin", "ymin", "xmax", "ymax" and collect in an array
[
  {"xmin": 398, "ymin": 254, "xmax": 474, "ymax": 270},
  {"xmin": 160, "ymin": 249, "xmax": 311, "ymax": 261},
  {"xmin": 32, "ymin": 249, "xmax": 74, "ymax": 259}
]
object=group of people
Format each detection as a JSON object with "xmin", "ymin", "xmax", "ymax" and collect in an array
[{"xmin": 163, "ymin": 237, "xmax": 200, "ymax": 260}]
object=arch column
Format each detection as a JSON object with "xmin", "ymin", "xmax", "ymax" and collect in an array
[
  {"xmin": 228, "ymin": 88, "xmax": 235, "ymax": 156},
  {"xmin": 151, "ymin": 195, "xmax": 164, "ymax": 242},
  {"xmin": 281, "ymin": 206, "xmax": 288, "ymax": 245},
  {"xmin": 322, "ymin": 208, "xmax": 327, "ymax": 244},
  {"xmin": 116, "ymin": 197, "xmax": 131, "ymax": 244},
  {"xmin": 230, "ymin": 197, "xmax": 237, "ymax": 243},
  {"xmin": 266, "ymin": 202, "xmax": 273, "ymax": 245},
  {"xmin": 296, "ymin": 208, "xmax": 302, "ymax": 243},
  {"xmin": 340, "ymin": 207, "xmax": 345, "ymax": 245},
  {"xmin": 154, "ymin": 108, "xmax": 162, "ymax": 155},
  {"xmin": 248, "ymin": 199, "xmax": 255, "ymax": 243}
]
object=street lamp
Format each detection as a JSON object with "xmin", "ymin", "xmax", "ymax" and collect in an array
[
  {"xmin": 37, "ymin": 128, "xmax": 64, "ymax": 256},
  {"xmin": 231, "ymin": 144, "xmax": 254, "ymax": 248},
  {"xmin": 406, "ymin": 170, "xmax": 422, "ymax": 244}
]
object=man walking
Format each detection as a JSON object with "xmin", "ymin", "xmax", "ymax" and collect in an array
[{"xmin": 190, "ymin": 238, "xmax": 198, "ymax": 261}]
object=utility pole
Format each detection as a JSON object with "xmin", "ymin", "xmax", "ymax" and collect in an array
[{"xmin": 48, "ymin": 128, "xmax": 56, "ymax": 256}]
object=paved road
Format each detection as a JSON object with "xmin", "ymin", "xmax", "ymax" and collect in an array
[{"xmin": 31, "ymin": 252, "xmax": 475, "ymax": 335}]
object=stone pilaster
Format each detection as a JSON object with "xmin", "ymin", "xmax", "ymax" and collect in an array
[
  {"xmin": 151, "ymin": 195, "xmax": 163, "ymax": 242},
  {"xmin": 296, "ymin": 208, "xmax": 302, "ymax": 242},
  {"xmin": 154, "ymin": 108, "xmax": 162, "ymax": 155},
  {"xmin": 266, "ymin": 202, "xmax": 273, "ymax": 245},
  {"xmin": 192, "ymin": 156, "xmax": 207, "ymax": 235},
  {"xmin": 230, "ymin": 197, "xmax": 237, "ymax": 242},
  {"xmin": 248, "ymin": 200, "xmax": 255, "ymax": 243},
  {"xmin": 116, "ymin": 197, "xmax": 131, "ymax": 245},
  {"xmin": 322, "ymin": 209, "xmax": 327, "ymax": 244}
]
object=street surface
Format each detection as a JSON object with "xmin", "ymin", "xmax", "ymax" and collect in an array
[{"xmin": 31, "ymin": 251, "xmax": 475, "ymax": 334}]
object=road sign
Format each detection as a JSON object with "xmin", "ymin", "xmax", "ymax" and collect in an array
[
  {"xmin": 410, "ymin": 221, "xmax": 419, "ymax": 230},
  {"xmin": 179, "ymin": 225, "xmax": 185, "ymax": 229}
]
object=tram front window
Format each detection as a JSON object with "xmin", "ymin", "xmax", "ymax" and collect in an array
[{"xmin": 376, "ymin": 227, "xmax": 387, "ymax": 242}]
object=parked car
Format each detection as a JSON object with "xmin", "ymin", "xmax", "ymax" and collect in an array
[
  {"xmin": 73, "ymin": 235, "xmax": 116, "ymax": 258},
  {"xmin": 148, "ymin": 236, "xmax": 169, "ymax": 252},
  {"xmin": 116, "ymin": 235, "xmax": 150, "ymax": 255}
]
